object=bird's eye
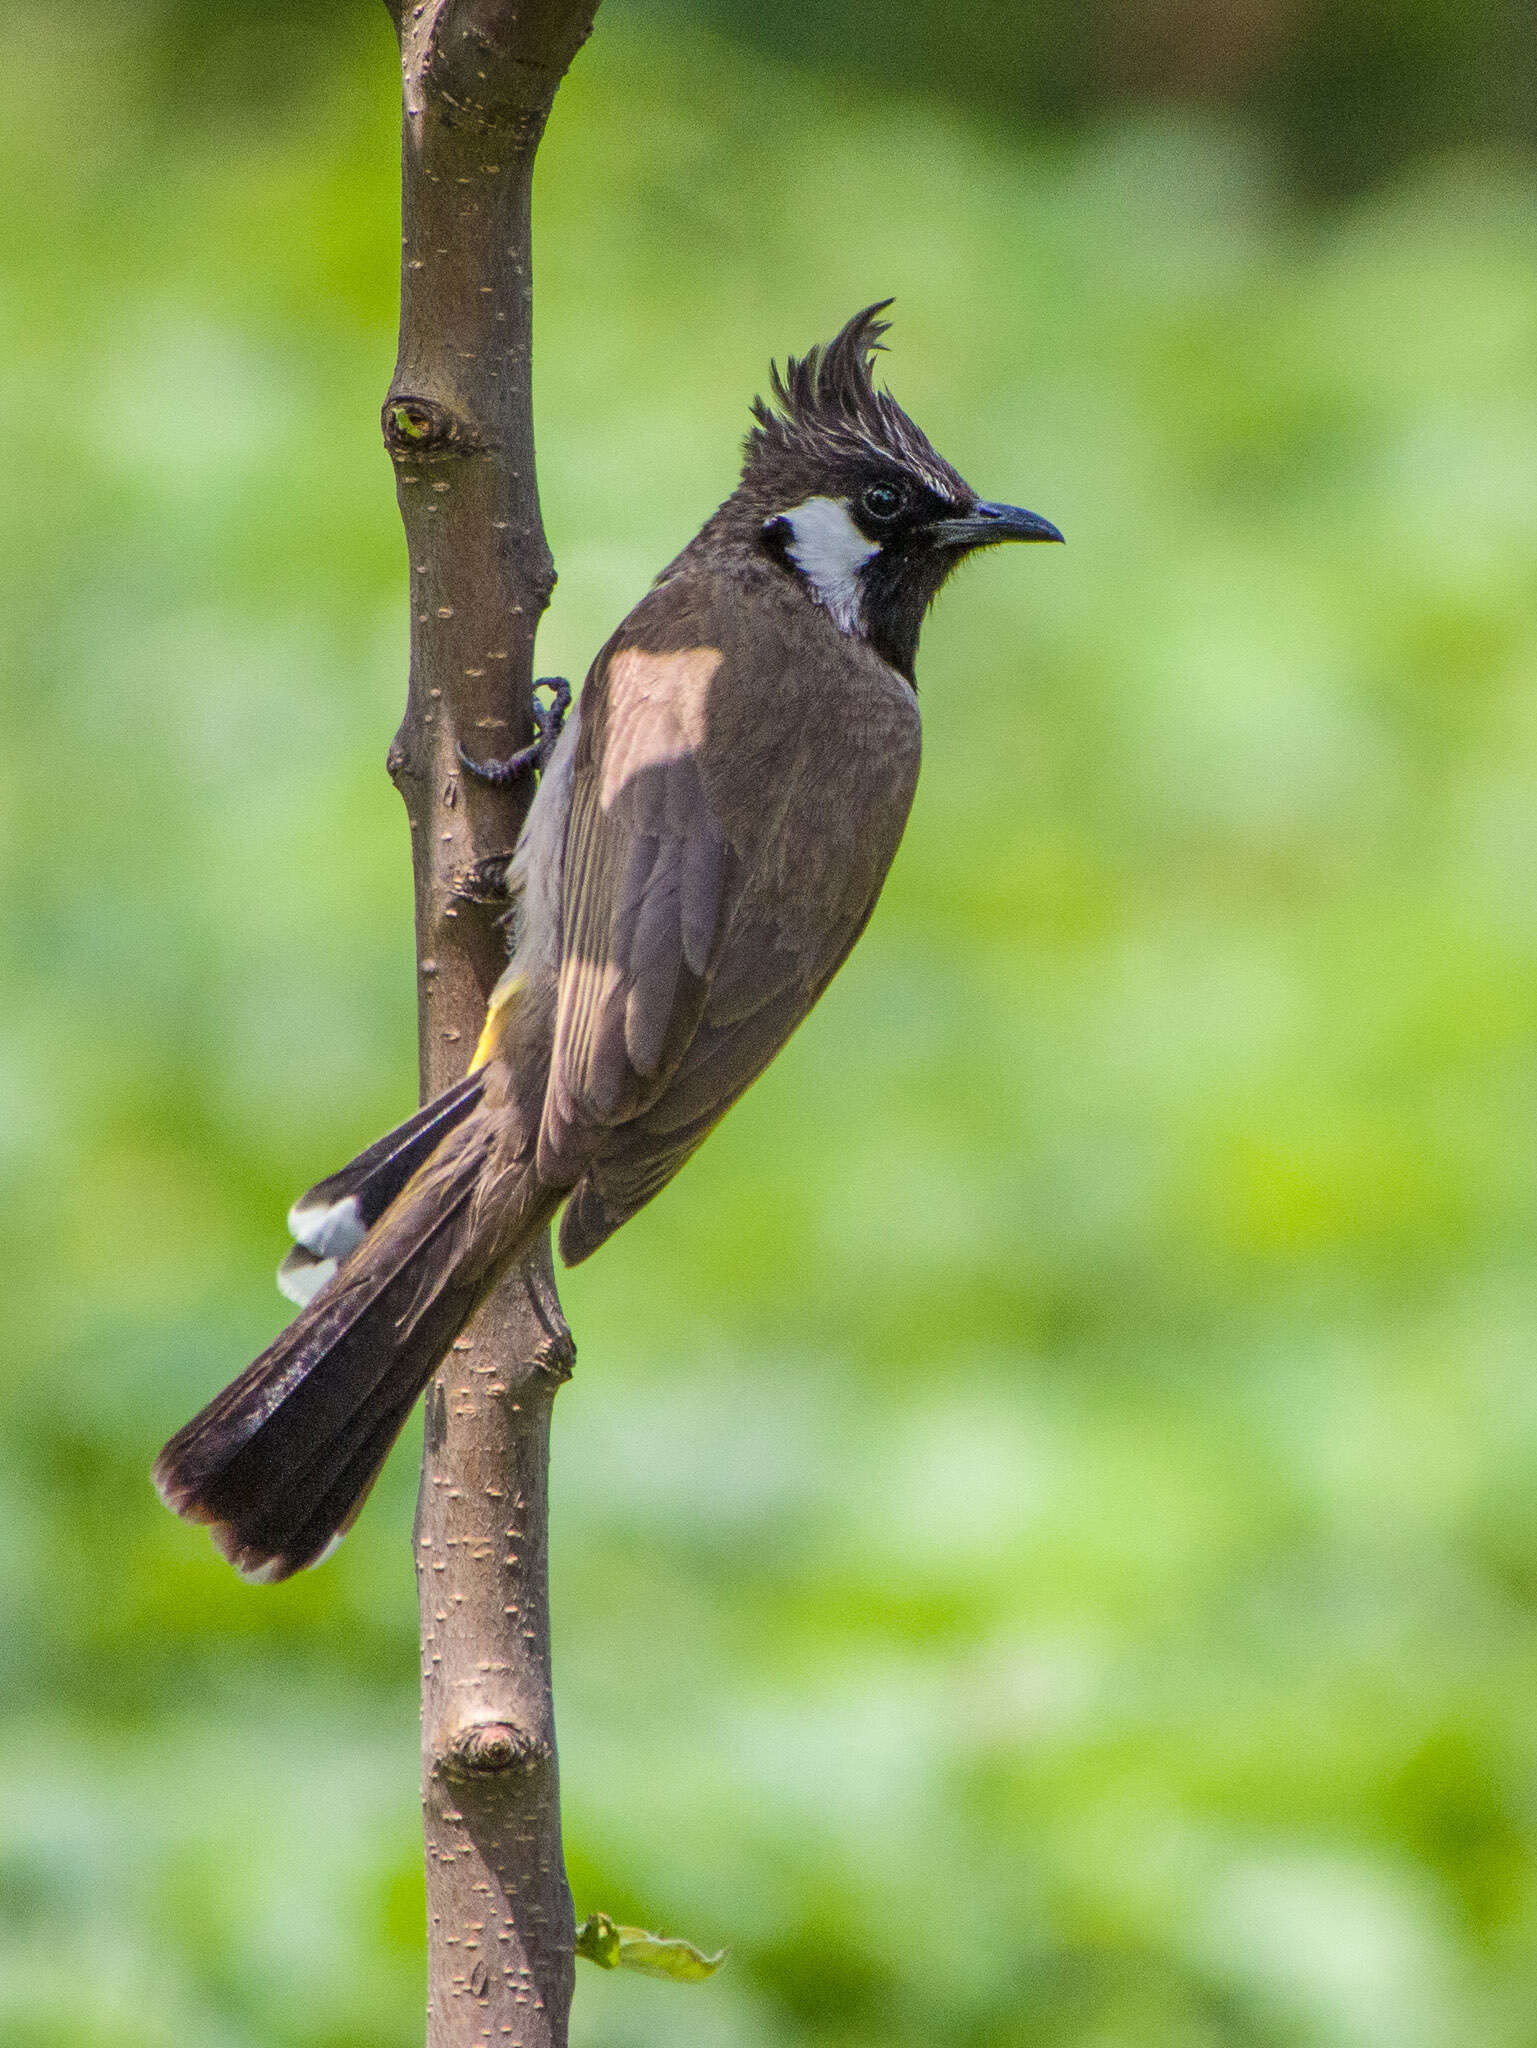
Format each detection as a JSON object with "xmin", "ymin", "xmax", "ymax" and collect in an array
[{"xmin": 860, "ymin": 481, "xmax": 905, "ymax": 522}]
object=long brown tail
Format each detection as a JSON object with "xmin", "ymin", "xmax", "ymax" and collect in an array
[{"xmin": 154, "ymin": 1091, "xmax": 557, "ymax": 1581}]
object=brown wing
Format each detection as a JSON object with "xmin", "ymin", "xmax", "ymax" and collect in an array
[
  {"xmin": 536, "ymin": 642, "xmax": 730, "ymax": 1183},
  {"xmin": 536, "ymin": 587, "xmax": 920, "ymax": 1264},
  {"xmin": 557, "ymin": 900, "xmax": 880, "ymax": 1265}
]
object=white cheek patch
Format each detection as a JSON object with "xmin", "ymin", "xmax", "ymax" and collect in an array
[{"xmin": 781, "ymin": 496, "xmax": 878, "ymax": 634}]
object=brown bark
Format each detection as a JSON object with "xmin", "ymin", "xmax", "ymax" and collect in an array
[{"xmin": 379, "ymin": 4, "xmax": 599, "ymax": 2042}]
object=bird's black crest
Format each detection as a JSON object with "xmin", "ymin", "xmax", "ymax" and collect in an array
[{"xmin": 745, "ymin": 302, "xmax": 968, "ymax": 502}]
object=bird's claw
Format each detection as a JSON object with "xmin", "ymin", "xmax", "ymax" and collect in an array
[
  {"xmin": 458, "ymin": 676, "xmax": 571, "ymax": 787},
  {"xmin": 453, "ymin": 853, "xmax": 515, "ymax": 904}
]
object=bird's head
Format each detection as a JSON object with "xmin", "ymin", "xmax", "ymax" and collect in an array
[{"xmin": 723, "ymin": 302, "xmax": 1062, "ymax": 681}]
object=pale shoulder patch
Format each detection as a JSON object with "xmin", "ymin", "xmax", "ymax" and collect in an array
[
  {"xmin": 599, "ymin": 646, "xmax": 723, "ymax": 811},
  {"xmin": 782, "ymin": 496, "xmax": 878, "ymax": 634}
]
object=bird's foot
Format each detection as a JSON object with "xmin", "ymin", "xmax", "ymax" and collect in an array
[
  {"xmin": 457, "ymin": 676, "xmax": 571, "ymax": 788},
  {"xmin": 452, "ymin": 853, "xmax": 516, "ymax": 905}
]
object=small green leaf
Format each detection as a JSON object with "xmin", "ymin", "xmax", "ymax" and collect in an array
[
  {"xmin": 575, "ymin": 1912, "xmax": 724, "ymax": 1982},
  {"xmin": 390, "ymin": 403, "xmax": 433, "ymax": 440},
  {"xmin": 614, "ymin": 1927, "xmax": 726, "ymax": 1981}
]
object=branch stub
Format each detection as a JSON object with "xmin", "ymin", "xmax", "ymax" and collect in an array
[
  {"xmin": 441, "ymin": 1720, "xmax": 551, "ymax": 1780},
  {"xmin": 383, "ymin": 394, "xmax": 479, "ymax": 462}
]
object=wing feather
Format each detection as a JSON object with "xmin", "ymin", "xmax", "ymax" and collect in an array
[
  {"xmin": 535, "ymin": 589, "xmax": 919, "ymax": 1251},
  {"xmin": 537, "ymin": 645, "xmax": 729, "ymax": 1180}
]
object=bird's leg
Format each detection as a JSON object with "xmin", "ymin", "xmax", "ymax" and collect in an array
[{"xmin": 457, "ymin": 676, "xmax": 572, "ymax": 788}]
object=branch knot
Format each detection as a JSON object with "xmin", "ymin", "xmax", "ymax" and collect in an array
[
  {"xmin": 383, "ymin": 395, "xmax": 480, "ymax": 462},
  {"xmin": 440, "ymin": 1719, "xmax": 551, "ymax": 1780}
]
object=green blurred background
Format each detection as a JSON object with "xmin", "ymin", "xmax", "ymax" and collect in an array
[{"xmin": 5, "ymin": 1, "xmax": 1537, "ymax": 2042}]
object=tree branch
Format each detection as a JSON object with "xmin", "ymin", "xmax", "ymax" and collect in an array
[{"xmin": 381, "ymin": 3, "xmax": 598, "ymax": 2041}]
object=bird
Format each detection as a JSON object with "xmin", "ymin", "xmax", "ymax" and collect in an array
[{"xmin": 154, "ymin": 303, "xmax": 1063, "ymax": 1582}]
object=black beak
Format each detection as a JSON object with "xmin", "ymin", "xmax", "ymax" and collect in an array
[{"xmin": 932, "ymin": 501, "xmax": 1064, "ymax": 549}]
